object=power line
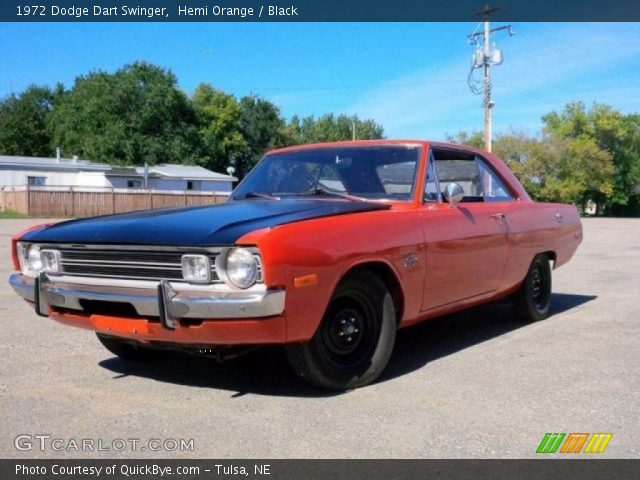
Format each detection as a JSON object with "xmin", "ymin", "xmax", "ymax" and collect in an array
[
  {"xmin": 232, "ymin": 78, "xmax": 459, "ymax": 94},
  {"xmin": 492, "ymin": 79, "xmax": 559, "ymax": 105},
  {"xmin": 515, "ymin": 23, "xmax": 613, "ymax": 59}
]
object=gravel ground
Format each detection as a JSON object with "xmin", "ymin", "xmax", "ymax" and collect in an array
[{"xmin": 0, "ymin": 217, "xmax": 638, "ymax": 458}]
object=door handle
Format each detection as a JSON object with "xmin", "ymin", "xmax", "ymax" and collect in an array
[{"xmin": 491, "ymin": 213, "xmax": 506, "ymax": 220}]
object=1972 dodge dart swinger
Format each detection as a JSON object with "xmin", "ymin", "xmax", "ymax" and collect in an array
[{"xmin": 9, "ymin": 140, "xmax": 582, "ymax": 389}]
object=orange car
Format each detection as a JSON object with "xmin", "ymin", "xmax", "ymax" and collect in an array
[{"xmin": 9, "ymin": 140, "xmax": 582, "ymax": 390}]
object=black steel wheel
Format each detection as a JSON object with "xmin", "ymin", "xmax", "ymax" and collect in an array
[
  {"xmin": 285, "ymin": 270, "xmax": 396, "ymax": 390},
  {"xmin": 513, "ymin": 254, "xmax": 552, "ymax": 322},
  {"xmin": 96, "ymin": 333, "xmax": 165, "ymax": 361}
]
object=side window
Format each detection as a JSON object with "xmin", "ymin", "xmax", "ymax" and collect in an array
[
  {"xmin": 476, "ymin": 157, "xmax": 514, "ymax": 201},
  {"xmin": 424, "ymin": 154, "xmax": 440, "ymax": 202},
  {"xmin": 432, "ymin": 151, "xmax": 483, "ymax": 202}
]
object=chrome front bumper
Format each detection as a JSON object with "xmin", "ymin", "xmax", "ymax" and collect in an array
[{"xmin": 9, "ymin": 273, "xmax": 285, "ymax": 329}]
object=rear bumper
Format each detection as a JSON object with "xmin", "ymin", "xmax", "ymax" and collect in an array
[{"xmin": 9, "ymin": 273, "xmax": 287, "ymax": 345}]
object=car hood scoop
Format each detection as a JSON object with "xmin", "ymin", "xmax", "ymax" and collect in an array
[{"xmin": 22, "ymin": 198, "xmax": 391, "ymax": 246}]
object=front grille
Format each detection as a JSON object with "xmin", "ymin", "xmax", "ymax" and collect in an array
[{"xmin": 58, "ymin": 247, "xmax": 222, "ymax": 282}]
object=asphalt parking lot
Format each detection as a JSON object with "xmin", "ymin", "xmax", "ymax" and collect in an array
[{"xmin": 0, "ymin": 217, "xmax": 638, "ymax": 459}]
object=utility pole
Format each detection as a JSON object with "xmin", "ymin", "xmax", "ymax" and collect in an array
[
  {"xmin": 482, "ymin": 18, "xmax": 492, "ymax": 152},
  {"xmin": 467, "ymin": 6, "xmax": 513, "ymax": 152},
  {"xmin": 352, "ymin": 120, "xmax": 356, "ymax": 141}
]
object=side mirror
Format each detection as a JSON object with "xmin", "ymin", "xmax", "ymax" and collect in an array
[{"xmin": 443, "ymin": 183, "xmax": 464, "ymax": 206}]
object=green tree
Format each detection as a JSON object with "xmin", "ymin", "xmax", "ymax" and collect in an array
[
  {"xmin": 236, "ymin": 95, "xmax": 285, "ymax": 176},
  {"xmin": 445, "ymin": 129, "xmax": 484, "ymax": 149},
  {"xmin": 448, "ymin": 126, "xmax": 614, "ymax": 212},
  {"xmin": 543, "ymin": 102, "xmax": 639, "ymax": 214},
  {"xmin": 492, "ymin": 130, "xmax": 547, "ymax": 197},
  {"xmin": 531, "ymin": 136, "xmax": 613, "ymax": 210},
  {"xmin": 612, "ymin": 114, "xmax": 640, "ymax": 215},
  {"xmin": 192, "ymin": 83, "xmax": 246, "ymax": 172},
  {"xmin": 282, "ymin": 113, "xmax": 384, "ymax": 145},
  {"xmin": 47, "ymin": 62, "xmax": 200, "ymax": 166},
  {"xmin": 0, "ymin": 84, "xmax": 61, "ymax": 157}
]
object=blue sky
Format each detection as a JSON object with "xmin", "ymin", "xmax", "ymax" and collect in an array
[{"xmin": 1, "ymin": 22, "xmax": 638, "ymax": 139}]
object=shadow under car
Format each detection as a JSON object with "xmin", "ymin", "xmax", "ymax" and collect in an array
[{"xmin": 99, "ymin": 292, "xmax": 597, "ymax": 397}]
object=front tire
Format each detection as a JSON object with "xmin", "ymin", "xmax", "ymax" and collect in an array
[
  {"xmin": 96, "ymin": 333, "xmax": 164, "ymax": 361},
  {"xmin": 285, "ymin": 271, "xmax": 396, "ymax": 390},
  {"xmin": 513, "ymin": 254, "xmax": 552, "ymax": 322}
]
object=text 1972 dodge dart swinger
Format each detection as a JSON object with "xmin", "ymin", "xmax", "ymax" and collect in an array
[{"xmin": 8, "ymin": 140, "xmax": 582, "ymax": 390}]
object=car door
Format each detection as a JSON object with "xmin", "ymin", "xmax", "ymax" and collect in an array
[{"xmin": 420, "ymin": 149, "xmax": 511, "ymax": 312}]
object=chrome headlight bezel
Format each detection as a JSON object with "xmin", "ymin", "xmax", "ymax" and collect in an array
[
  {"xmin": 217, "ymin": 247, "xmax": 262, "ymax": 290},
  {"xmin": 17, "ymin": 242, "xmax": 61, "ymax": 277}
]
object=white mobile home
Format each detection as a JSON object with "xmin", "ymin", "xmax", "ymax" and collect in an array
[{"xmin": 0, "ymin": 155, "xmax": 236, "ymax": 192}]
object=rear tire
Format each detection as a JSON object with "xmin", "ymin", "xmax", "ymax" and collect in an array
[
  {"xmin": 513, "ymin": 254, "xmax": 552, "ymax": 322},
  {"xmin": 285, "ymin": 270, "xmax": 396, "ymax": 390},
  {"xmin": 96, "ymin": 333, "xmax": 164, "ymax": 361}
]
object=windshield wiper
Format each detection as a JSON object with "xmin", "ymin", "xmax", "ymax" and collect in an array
[
  {"xmin": 234, "ymin": 192, "xmax": 280, "ymax": 200},
  {"xmin": 298, "ymin": 187, "xmax": 365, "ymax": 202}
]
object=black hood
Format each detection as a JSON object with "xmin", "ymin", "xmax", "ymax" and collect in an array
[{"xmin": 22, "ymin": 198, "xmax": 390, "ymax": 246}]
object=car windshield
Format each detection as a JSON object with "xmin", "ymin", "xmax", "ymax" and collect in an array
[{"xmin": 231, "ymin": 145, "xmax": 421, "ymax": 202}]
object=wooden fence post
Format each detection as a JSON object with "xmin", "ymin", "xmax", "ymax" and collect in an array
[
  {"xmin": 26, "ymin": 186, "xmax": 31, "ymax": 217},
  {"xmin": 111, "ymin": 187, "xmax": 115, "ymax": 214},
  {"xmin": 70, "ymin": 186, "xmax": 75, "ymax": 217}
]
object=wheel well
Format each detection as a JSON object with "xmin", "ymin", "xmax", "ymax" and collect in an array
[
  {"xmin": 540, "ymin": 250, "xmax": 557, "ymax": 268},
  {"xmin": 340, "ymin": 262, "xmax": 405, "ymax": 325}
]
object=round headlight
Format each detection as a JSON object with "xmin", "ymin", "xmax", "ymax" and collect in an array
[
  {"xmin": 224, "ymin": 248, "xmax": 259, "ymax": 289},
  {"xmin": 27, "ymin": 244, "xmax": 42, "ymax": 272}
]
